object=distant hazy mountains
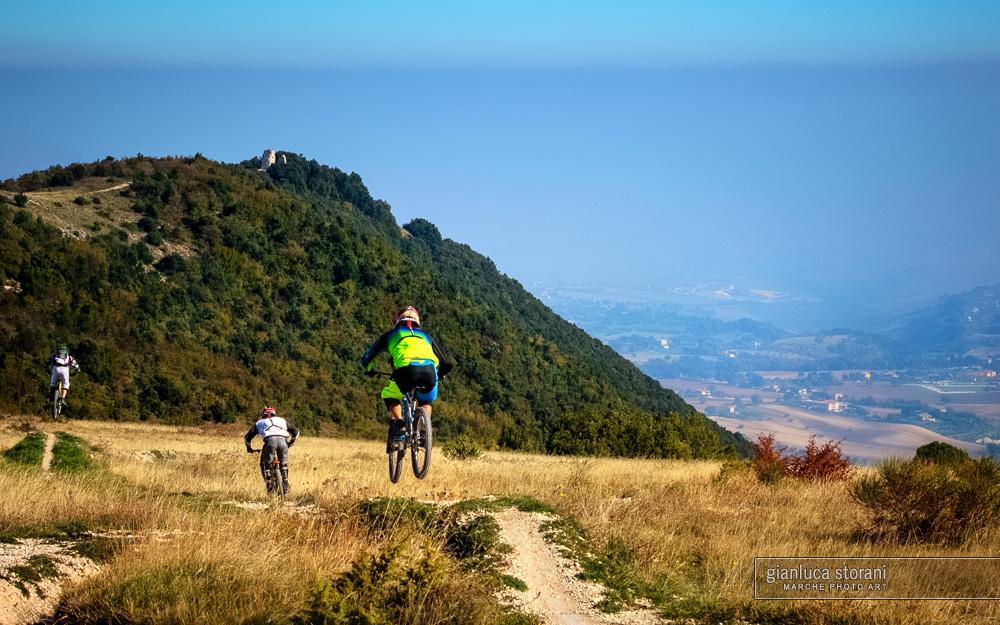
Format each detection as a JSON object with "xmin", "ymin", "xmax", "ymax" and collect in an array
[
  {"xmin": 884, "ymin": 285, "xmax": 1000, "ymax": 354},
  {"xmin": 536, "ymin": 282, "xmax": 1000, "ymax": 377}
]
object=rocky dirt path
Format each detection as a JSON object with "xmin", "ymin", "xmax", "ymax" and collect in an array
[
  {"xmin": 490, "ymin": 508, "xmax": 661, "ymax": 625},
  {"xmin": 0, "ymin": 541, "xmax": 100, "ymax": 625}
]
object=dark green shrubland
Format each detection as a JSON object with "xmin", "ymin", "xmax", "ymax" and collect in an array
[{"xmin": 0, "ymin": 153, "xmax": 744, "ymax": 459}]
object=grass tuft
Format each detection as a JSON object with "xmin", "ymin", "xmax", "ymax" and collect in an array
[
  {"xmin": 50, "ymin": 432, "xmax": 94, "ymax": 472},
  {"xmin": 358, "ymin": 497, "xmax": 440, "ymax": 536},
  {"xmin": 500, "ymin": 574, "xmax": 528, "ymax": 591},
  {"xmin": 2, "ymin": 555, "xmax": 60, "ymax": 597},
  {"xmin": 3, "ymin": 432, "xmax": 46, "ymax": 466}
]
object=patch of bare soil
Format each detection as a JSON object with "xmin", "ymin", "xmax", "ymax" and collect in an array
[
  {"xmin": 221, "ymin": 499, "xmax": 324, "ymax": 518},
  {"xmin": 490, "ymin": 508, "xmax": 661, "ymax": 625},
  {"xmin": 40, "ymin": 432, "xmax": 55, "ymax": 476},
  {"xmin": 0, "ymin": 541, "xmax": 99, "ymax": 625}
]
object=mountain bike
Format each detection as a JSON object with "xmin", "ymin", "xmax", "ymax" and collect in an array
[
  {"xmin": 251, "ymin": 449, "xmax": 285, "ymax": 500},
  {"xmin": 372, "ymin": 372, "xmax": 433, "ymax": 483},
  {"xmin": 47, "ymin": 365, "xmax": 75, "ymax": 421}
]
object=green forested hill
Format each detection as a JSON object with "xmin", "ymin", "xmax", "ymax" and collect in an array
[{"xmin": 0, "ymin": 153, "xmax": 747, "ymax": 458}]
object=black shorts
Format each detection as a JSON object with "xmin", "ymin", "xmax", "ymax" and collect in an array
[{"xmin": 382, "ymin": 364, "xmax": 437, "ymax": 408}]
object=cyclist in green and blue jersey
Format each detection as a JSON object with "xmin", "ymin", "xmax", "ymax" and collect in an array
[{"xmin": 361, "ymin": 306, "xmax": 453, "ymax": 452}]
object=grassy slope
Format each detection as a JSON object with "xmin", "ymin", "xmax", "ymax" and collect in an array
[{"xmin": 0, "ymin": 419, "xmax": 995, "ymax": 625}]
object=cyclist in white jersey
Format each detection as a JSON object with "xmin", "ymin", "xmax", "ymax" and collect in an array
[
  {"xmin": 46, "ymin": 345, "xmax": 81, "ymax": 409},
  {"xmin": 244, "ymin": 406, "xmax": 300, "ymax": 494}
]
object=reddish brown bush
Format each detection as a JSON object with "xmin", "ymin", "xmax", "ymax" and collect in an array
[
  {"xmin": 752, "ymin": 434, "xmax": 852, "ymax": 484},
  {"xmin": 752, "ymin": 433, "xmax": 793, "ymax": 484},
  {"xmin": 791, "ymin": 436, "xmax": 852, "ymax": 481}
]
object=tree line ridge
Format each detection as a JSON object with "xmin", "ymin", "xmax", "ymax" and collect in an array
[{"xmin": 0, "ymin": 152, "xmax": 748, "ymax": 458}]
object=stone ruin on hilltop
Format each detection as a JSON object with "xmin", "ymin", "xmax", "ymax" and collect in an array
[{"xmin": 258, "ymin": 149, "xmax": 286, "ymax": 171}]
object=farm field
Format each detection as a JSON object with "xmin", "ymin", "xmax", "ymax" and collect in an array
[
  {"xmin": 660, "ymin": 378, "xmax": 998, "ymax": 461},
  {"xmin": 709, "ymin": 404, "xmax": 985, "ymax": 462}
]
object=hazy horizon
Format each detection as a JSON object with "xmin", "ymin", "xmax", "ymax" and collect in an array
[{"xmin": 3, "ymin": 4, "xmax": 998, "ymax": 333}]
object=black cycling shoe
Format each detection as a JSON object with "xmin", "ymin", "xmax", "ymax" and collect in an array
[{"xmin": 386, "ymin": 421, "xmax": 405, "ymax": 453}]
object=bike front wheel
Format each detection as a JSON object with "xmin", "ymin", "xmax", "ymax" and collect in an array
[{"xmin": 411, "ymin": 407, "xmax": 432, "ymax": 479}]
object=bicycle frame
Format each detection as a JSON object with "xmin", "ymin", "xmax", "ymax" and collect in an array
[
  {"xmin": 400, "ymin": 392, "xmax": 416, "ymax": 446},
  {"xmin": 251, "ymin": 448, "xmax": 285, "ymax": 499}
]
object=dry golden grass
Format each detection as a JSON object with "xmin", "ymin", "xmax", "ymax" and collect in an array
[
  {"xmin": 1, "ymin": 417, "xmax": 997, "ymax": 624},
  {"xmin": 0, "ymin": 181, "xmax": 194, "ymax": 262},
  {"xmin": 1, "ymin": 183, "xmax": 139, "ymax": 240}
]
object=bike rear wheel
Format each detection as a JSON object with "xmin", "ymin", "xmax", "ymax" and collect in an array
[
  {"xmin": 275, "ymin": 474, "xmax": 285, "ymax": 501},
  {"xmin": 411, "ymin": 407, "xmax": 432, "ymax": 479},
  {"xmin": 388, "ymin": 446, "xmax": 405, "ymax": 483},
  {"xmin": 273, "ymin": 462, "xmax": 285, "ymax": 501},
  {"xmin": 52, "ymin": 384, "xmax": 62, "ymax": 420}
]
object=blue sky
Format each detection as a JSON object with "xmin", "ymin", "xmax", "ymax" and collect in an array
[
  {"xmin": 2, "ymin": 2, "xmax": 999, "ymax": 327},
  {"xmin": 5, "ymin": 1, "xmax": 1000, "ymax": 67}
]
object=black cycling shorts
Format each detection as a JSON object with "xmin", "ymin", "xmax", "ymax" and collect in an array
[{"xmin": 382, "ymin": 363, "xmax": 437, "ymax": 408}]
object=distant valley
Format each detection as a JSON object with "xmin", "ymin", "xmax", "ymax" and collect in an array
[{"xmin": 533, "ymin": 281, "xmax": 1000, "ymax": 457}]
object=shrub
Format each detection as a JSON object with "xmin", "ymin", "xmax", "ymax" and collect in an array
[
  {"xmin": 137, "ymin": 216, "xmax": 157, "ymax": 232},
  {"xmin": 144, "ymin": 229, "xmax": 163, "ymax": 246},
  {"xmin": 751, "ymin": 434, "xmax": 851, "ymax": 483},
  {"xmin": 291, "ymin": 544, "xmax": 498, "ymax": 625},
  {"xmin": 713, "ymin": 458, "xmax": 753, "ymax": 483},
  {"xmin": 791, "ymin": 436, "xmax": 852, "ymax": 481},
  {"xmin": 447, "ymin": 515, "xmax": 505, "ymax": 562},
  {"xmin": 851, "ymin": 456, "xmax": 1000, "ymax": 543},
  {"xmin": 751, "ymin": 434, "xmax": 793, "ymax": 484},
  {"xmin": 915, "ymin": 441, "xmax": 970, "ymax": 466},
  {"xmin": 73, "ymin": 196, "xmax": 88, "ymax": 206},
  {"xmin": 133, "ymin": 242, "xmax": 154, "ymax": 264},
  {"xmin": 154, "ymin": 253, "xmax": 186, "ymax": 274},
  {"xmin": 441, "ymin": 434, "xmax": 484, "ymax": 460},
  {"xmin": 13, "ymin": 193, "xmax": 28, "ymax": 207}
]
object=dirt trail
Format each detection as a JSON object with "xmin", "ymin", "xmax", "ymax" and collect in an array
[
  {"xmin": 97, "ymin": 182, "xmax": 131, "ymax": 193},
  {"xmin": 41, "ymin": 431, "xmax": 55, "ymax": 475},
  {"xmin": 490, "ymin": 508, "xmax": 661, "ymax": 625}
]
